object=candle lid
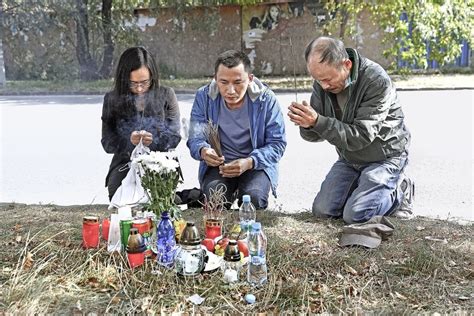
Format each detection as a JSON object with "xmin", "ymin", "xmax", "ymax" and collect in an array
[
  {"xmin": 83, "ymin": 216, "xmax": 99, "ymax": 223},
  {"xmin": 180, "ymin": 222, "xmax": 201, "ymax": 246},
  {"xmin": 224, "ymin": 240, "xmax": 241, "ymax": 262}
]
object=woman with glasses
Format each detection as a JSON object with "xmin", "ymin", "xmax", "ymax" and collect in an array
[{"xmin": 101, "ymin": 46, "xmax": 181, "ymax": 201}]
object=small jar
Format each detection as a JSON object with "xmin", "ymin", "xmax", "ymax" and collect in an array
[
  {"xmin": 82, "ymin": 216, "xmax": 100, "ymax": 249},
  {"xmin": 175, "ymin": 222, "xmax": 207, "ymax": 277},
  {"xmin": 101, "ymin": 217, "xmax": 110, "ymax": 241},
  {"xmin": 126, "ymin": 228, "xmax": 146, "ymax": 269},
  {"xmin": 222, "ymin": 240, "xmax": 242, "ymax": 283},
  {"xmin": 204, "ymin": 218, "xmax": 223, "ymax": 239}
]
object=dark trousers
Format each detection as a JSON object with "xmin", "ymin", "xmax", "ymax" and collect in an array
[
  {"xmin": 201, "ymin": 167, "xmax": 271, "ymax": 209},
  {"xmin": 106, "ymin": 163, "xmax": 129, "ymax": 201}
]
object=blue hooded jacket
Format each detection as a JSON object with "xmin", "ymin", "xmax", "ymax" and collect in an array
[{"xmin": 186, "ymin": 77, "xmax": 286, "ymax": 197}]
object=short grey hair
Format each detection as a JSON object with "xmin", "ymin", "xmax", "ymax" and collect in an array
[{"xmin": 304, "ymin": 36, "xmax": 349, "ymax": 67}]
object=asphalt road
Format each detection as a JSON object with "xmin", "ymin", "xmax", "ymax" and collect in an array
[{"xmin": 1, "ymin": 90, "xmax": 472, "ymax": 221}]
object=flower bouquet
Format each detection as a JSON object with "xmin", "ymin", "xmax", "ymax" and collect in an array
[
  {"xmin": 134, "ymin": 151, "xmax": 182, "ymax": 219},
  {"xmin": 135, "ymin": 151, "xmax": 185, "ymax": 266}
]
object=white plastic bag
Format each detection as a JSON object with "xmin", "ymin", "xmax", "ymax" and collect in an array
[{"xmin": 109, "ymin": 141, "xmax": 150, "ymax": 210}]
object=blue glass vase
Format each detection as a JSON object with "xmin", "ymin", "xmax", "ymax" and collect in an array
[{"xmin": 156, "ymin": 211, "xmax": 176, "ymax": 268}]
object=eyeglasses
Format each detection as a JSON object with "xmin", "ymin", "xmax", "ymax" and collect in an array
[{"xmin": 129, "ymin": 79, "xmax": 151, "ymax": 89}]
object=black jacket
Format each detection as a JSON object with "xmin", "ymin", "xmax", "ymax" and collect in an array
[
  {"xmin": 301, "ymin": 48, "xmax": 410, "ymax": 163},
  {"xmin": 101, "ymin": 86, "xmax": 181, "ymax": 185}
]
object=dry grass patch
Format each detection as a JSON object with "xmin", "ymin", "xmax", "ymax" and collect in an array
[{"xmin": 0, "ymin": 203, "xmax": 472, "ymax": 314}]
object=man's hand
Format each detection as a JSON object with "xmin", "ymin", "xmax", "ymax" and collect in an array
[
  {"xmin": 219, "ymin": 158, "xmax": 253, "ymax": 178},
  {"xmin": 287, "ymin": 101, "xmax": 318, "ymax": 128},
  {"xmin": 131, "ymin": 130, "xmax": 153, "ymax": 146},
  {"xmin": 201, "ymin": 147, "xmax": 225, "ymax": 167}
]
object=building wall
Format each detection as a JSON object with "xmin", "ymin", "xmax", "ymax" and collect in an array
[
  {"xmin": 0, "ymin": 2, "xmax": 406, "ymax": 80},
  {"xmin": 140, "ymin": 6, "xmax": 242, "ymax": 78},
  {"xmin": 140, "ymin": 2, "xmax": 391, "ymax": 77}
]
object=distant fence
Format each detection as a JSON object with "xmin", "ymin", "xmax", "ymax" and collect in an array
[{"xmin": 397, "ymin": 12, "xmax": 471, "ymax": 69}]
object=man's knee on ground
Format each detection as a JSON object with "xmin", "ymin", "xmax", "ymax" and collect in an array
[
  {"xmin": 342, "ymin": 204, "xmax": 374, "ymax": 224},
  {"xmin": 312, "ymin": 198, "xmax": 336, "ymax": 218}
]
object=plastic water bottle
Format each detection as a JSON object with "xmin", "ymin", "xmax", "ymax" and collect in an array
[
  {"xmin": 239, "ymin": 195, "xmax": 256, "ymax": 238},
  {"xmin": 156, "ymin": 211, "xmax": 176, "ymax": 268},
  {"xmin": 247, "ymin": 222, "xmax": 267, "ymax": 286}
]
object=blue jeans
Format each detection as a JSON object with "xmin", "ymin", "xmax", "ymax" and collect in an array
[
  {"xmin": 313, "ymin": 153, "xmax": 408, "ymax": 223},
  {"xmin": 201, "ymin": 167, "xmax": 271, "ymax": 209}
]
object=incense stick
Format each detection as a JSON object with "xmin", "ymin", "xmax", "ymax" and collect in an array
[
  {"xmin": 205, "ymin": 120, "xmax": 223, "ymax": 157},
  {"xmin": 289, "ymin": 37, "xmax": 298, "ymax": 103}
]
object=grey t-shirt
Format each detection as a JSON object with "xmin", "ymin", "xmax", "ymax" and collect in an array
[{"xmin": 218, "ymin": 96, "xmax": 253, "ymax": 162}]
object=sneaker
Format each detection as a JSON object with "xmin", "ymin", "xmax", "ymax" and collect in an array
[{"xmin": 392, "ymin": 174, "xmax": 415, "ymax": 219}]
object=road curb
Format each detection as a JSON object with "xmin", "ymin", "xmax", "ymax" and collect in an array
[{"xmin": 0, "ymin": 87, "xmax": 472, "ymax": 96}]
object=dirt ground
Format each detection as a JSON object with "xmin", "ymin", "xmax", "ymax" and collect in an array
[{"xmin": 0, "ymin": 203, "xmax": 472, "ymax": 314}]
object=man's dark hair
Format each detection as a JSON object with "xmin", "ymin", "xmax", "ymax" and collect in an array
[
  {"xmin": 214, "ymin": 50, "xmax": 252, "ymax": 75},
  {"xmin": 304, "ymin": 36, "xmax": 349, "ymax": 67},
  {"xmin": 113, "ymin": 46, "xmax": 160, "ymax": 96}
]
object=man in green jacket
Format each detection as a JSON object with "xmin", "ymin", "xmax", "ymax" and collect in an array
[{"xmin": 288, "ymin": 36, "xmax": 414, "ymax": 223}]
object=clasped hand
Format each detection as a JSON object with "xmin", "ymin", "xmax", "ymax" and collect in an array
[
  {"xmin": 287, "ymin": 101, "xmax": 318, "ymax": 128},
  {"xmin": 201, "ymin": 147, "xmax": 253, "ymax": 178},
  {"xmin": 130, "ymin": 130, "xmax": 153, "ymax": 146}
]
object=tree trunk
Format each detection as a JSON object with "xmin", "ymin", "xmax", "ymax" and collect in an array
[
  {"xmin": 0, "ymin": 0, "xmax": 6, "ymax": 86},
  {"xmin": 99, "ymin": 0, "xmax": 113, "ymax": 79},
  {"xmin": 338, "ymin": 9, "xmax": 349, "ymax": 40},
  {"xmin": 74, "ymin": 0, "xmax": 99, "ymax": 80}
]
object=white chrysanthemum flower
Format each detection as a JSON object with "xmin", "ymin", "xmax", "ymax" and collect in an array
[
  {"xmin": 132, "ymin": 151, "xmax": 181, "ymax": 217},
  {"xmin": 161, "ymin": 159, "xmax": 180, "ymax": 173},
  {"xmin": 134, "ymin": 151, "xmax": 179, "ymax": 174}
]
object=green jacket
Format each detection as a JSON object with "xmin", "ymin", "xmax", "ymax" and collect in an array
[{"xmin": 300, "ymin": 48, "xmax": 410, "ymax": 163}]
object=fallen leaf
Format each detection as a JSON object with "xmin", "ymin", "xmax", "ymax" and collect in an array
[
  {"xmin": 15, "ymin": 235, "xmax": 22, "ymax": 243},
  {"xmin": 415, "ymin": 226, "xmax": 425, "ymax": 231},
  {"xmin": 346, "ymin": 285, "xmax": 358, "ymax": 296},
  {"xmin": 458, "ymin": 296, "xmax": 469, "ymax": 301},
  {"xmin": 111, "ymin": 297, "xmax": 120, "ymax": 304},
  {"xmin": 107, "ymin": 281, "xmax": 119, "ymax": 291},
  {"xmin": 345, "ymin": 265, "xmax": 358, "ymax": 276},
  {"xmin": 312, "ymin": 284, "xmax": 322, "ymax": 293},
  {"xmin": 76, "ymin": 300, "xmax": 82, "ymax": 311},
  {"xmin": 13, "ymin": 224, "xmax": 23, "ymax": 232},
  {"xmin": 394, "ymin": 291, "xmax": 407, "ymax": 300},
  {"xmin": 424, "ymin": 236, "xmax": 448, "ymax": 244},
  {"xmin": 141, "ymin": 296, "xmax": 153, "ymax": 311},
  {"xmin": 86, "ymin": 277, "xmax": 100, "ymax": 288},
  {"xmin": 22, "ymin": 252, "xmax": 34, "ymax": 270}
]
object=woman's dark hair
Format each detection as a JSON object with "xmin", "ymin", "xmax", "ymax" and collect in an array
[
  {"xmin": 214, "ymin": 50, "xmax": 252, "ymax": 75},
  {"xmin": 113, "ymin": 46, "xmax": 160, "ymax": 96}
]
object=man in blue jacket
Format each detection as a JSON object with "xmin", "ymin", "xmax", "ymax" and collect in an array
[
  {"xmin": 288, "ymin": 37, "xmax": 414, "ymax": 223},
  {"xmin": 187, "ymin": 50, "xmax": 286, "ymax": 209}
]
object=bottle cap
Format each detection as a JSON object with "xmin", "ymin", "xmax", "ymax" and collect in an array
[
  {"xmin": 251, "ymin": 222, "xmax": 261, "ymax": 231},
  {"xmin": 242, "ymin": 195, "xmax": 251, "ymax": 203}
]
